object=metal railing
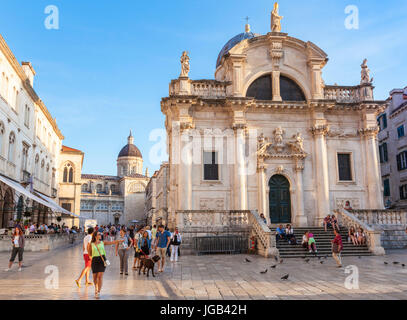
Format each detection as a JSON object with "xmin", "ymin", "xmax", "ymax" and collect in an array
[{"xmin": 193, "ymin": 235, "xmax": 248, "ymax": 255}]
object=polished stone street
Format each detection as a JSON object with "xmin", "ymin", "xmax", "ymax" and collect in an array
[{"xmin": 0, "ymin": 244, "xmax": 406, "ymax": 300}]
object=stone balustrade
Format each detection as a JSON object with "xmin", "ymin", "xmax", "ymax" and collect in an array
[
  {"xmin": 0, "ymin": 233, "xmax": 84, "ymax": 252},
  {"xmin": 169, "ymin": 79, "xmax": 230, "ymax": 98},
  {"xmin": 324, "ymin": 86, "xmax": 360, "ymax": 103},
  {"xmin": 334, "ymin": 209, "xmax": 385, "ymax": 255},
  {"xmin": 248, "ymin": 210, "xmax": 279, "ymax": 258},
  {"xmin": 349, "ymin": 209, "xmax": 407, "ymax": 226},
  {"xmin": 190, "ymin": 80, "xmax": 229, "ymax": 98}
]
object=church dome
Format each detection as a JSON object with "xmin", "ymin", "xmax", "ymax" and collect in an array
[
  {"xmin": 118, "ymin": 131, "xmax": 142, "ymax": 158},
  {"xmin": 216, "ymin": 24, "xmax": 260, "ymax": 68}
]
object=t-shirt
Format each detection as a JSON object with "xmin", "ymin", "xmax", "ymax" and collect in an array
[
  {"xmin": 83, "ymin": 234, "xmax": 92, "ymax": 254},
  {"xmin": 156, "ymin": 230, "xmax": 171, "ymax": 248},
  {"xmin": 14, "ymin": 236, "xmax": 19, "ymax": 247},
  {"xmin": 151, "ymin": 228, "xmax": 157, "ymax": 239},
  {"xmin": 118, "ymin": 234, "xmax": 130, "ymax": 249},
  {"xmin": 146, "ymin": 230, "xmax": 152, "ymax": 240}
]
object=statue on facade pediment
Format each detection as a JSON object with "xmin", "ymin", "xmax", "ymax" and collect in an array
[
  {"xmin": 271, "ymin": 2, "xmax": 283, "ymax": 32},
  {"xmin": 288, "ymin": 132, "xmax": 304, "ymax": 153},
  {"xmin": 360, "ymin": 59, "xmax": 371, "ymax": 84},
  {"xmin": 180, "ymin": 51, "xmax": 190, "ymax": 78},
  {"xmin": 257, "ymin": 133, "xmax": 273, "ymax": 156}
]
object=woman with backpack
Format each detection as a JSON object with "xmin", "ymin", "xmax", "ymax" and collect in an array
[
  {"xmin": 170, "ymin": 227, "xmax": 182, "ymax": 262},
  {"xmin": 115, "ymin": 228, "xmax": 133, "ymax": 276}
]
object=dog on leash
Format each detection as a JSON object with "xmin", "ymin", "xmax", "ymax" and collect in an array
[{"xmin": 138, "ymin": 255, "xmax": 161, "ymax": 277}]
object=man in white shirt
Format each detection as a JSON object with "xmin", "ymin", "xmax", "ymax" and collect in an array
[{"xmin": 75, "ymin": 227, "xmax": 94, "ymax": 288}]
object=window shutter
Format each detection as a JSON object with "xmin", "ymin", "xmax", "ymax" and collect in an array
[
  {"xmin": 383, "ymin": 114, "xmax": 387, "ymax": 129},
  {"xmin": 383, "ymin": 143, "xmax": 388, "ymax": 162},
  {"xmin": 397, "ymin": 154, "xmax": 401, "ymax": 171}
]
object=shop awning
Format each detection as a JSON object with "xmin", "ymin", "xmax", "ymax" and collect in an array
[
  {"xmin": 0, "ymin": 174, "xmax": 79, "ymax": 218},
  {"xmin": 0, "ymin": 174, "xmax": 55, "ymax": 208},
  {"xmin": 35, "ymin": 192, "xmax": 80, "ymax": 218}
]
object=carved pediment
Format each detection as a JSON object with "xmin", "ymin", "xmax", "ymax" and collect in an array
[{"xmin": 257, "ymin": 130, "xmax": 307, "ymax": 159}]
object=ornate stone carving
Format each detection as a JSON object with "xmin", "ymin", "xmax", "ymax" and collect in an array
[
  {"xmin": 257, "ymin": 130, "xmax": 307, "ymax": 160},
  {"xmin": 275, "ymin": 165, "xmax": 284, "ymax": 175},
  {"xmin": 288, "ymin": 132, "xmax": 305, "ymax": 153},
  {"xmin": 327, "ymin": 128, "xmax": 359, "ymax": 139},
  {"xmin": 336, "ymin": 198, "xmax": 360, "ymax": 210},
  {"xmin": 180, "ymin": 51, "xmax": 190, "ymax": 78},
  {"xmin": 199, "ymin": 198, "xmax": 225, "ymax": 210},
  {"xmin": 360, "ymin": 59, "xmax": 372, "ymax": 84},
  {"xmin": 358, "ymin": 126, "xmax": 379, "ymax": 138},
  {"xmin": 310, "ymin": 125, "xmax": 329, "ymax": 136},
  {"xmin": 271, "ymin": 2, "xmax": 283, "ymax": 32}
]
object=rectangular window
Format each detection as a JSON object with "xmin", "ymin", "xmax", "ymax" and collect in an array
[
  {"xmin": 396, "ymin": 151, "xmax": 407, "ymax": 171},
  {"xmin": 203, "ymin": 151, "xmax": 219, "ymax": 181},
  {"xmin": 377, "ymin": 114, "xmax": 387, "ymax": 131},
  {"xmin": 397, "ymin": 125, "xmax": 405, "ymax": 138},
  {"xmin": 383, "ymin": 179, "xmax": 390, "ymax": 197},
  {"xmin": 337, "ymin": 153, "xmax": 352, "ymax": 181},
  {"xmin": 379, "ymin": 143, "xmax": 388, "ymax": 163},
  {"xmin": 400, "ymin": 185, "xmax": 407, "ymax": 200},
  {"xmin": 61, "ymin": 203, "xmax": 72, "ymax": 212}
]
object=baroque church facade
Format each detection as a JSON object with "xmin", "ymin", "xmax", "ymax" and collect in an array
[
  {"xmin": 78, "ymin": 132, "xmax": 149, "ymax": 226},
  {"xmin": 161, "ymin": 7, "xmax": 386, "ymax": 228}
]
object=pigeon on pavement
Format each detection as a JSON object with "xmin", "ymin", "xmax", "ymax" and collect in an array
[
  {"xmin": 281, "ymin": 274, "xmax": 289, "ymax": 280},
  {"xmin": 260, "ymin": 269, "xmax": 268, "ymax": 274},
  {"xmin": 245, "ymin": 258, "xmax": 252, "ymax": 263}
]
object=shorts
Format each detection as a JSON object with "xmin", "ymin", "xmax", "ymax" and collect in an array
[
  {"xmin": 83, "ymin": 254, "xmax": 91, "ymax": 268},
  {"xmin": 157, "ymin": 247, "xmax": 167, "ymax": 258}
]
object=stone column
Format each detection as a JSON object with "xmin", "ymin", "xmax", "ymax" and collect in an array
[
  {"xmin": 257, "ymin": 163, "xmax": 268, "ymax": 221},
  {"xmin": 294, "ymin": 159, "xmax": 307, "ymax": 227},
  {"xmin": 361, "ymin": 127, "xmax": 384, "ymax": 209},
  {"xmin": 311, "ymin": 125, "xmax": 330, "ymax": 226},
  {"xmin": 310, "ymin": 63, "xmax": 324, "ymax": 100},
  {"xmin": 234, "ymin": 126, "xmax": 247, "ymax": 210},
  {"xmin": 179, "ymin": 129, "xmax": 192, "ymax": 210},
  {"xmin": 272, "ymin": 71, "xmax": 282, "ymax": 101}
]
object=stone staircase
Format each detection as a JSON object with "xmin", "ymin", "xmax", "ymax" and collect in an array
[{"xmin": 275, "ymin": 227, "xmax": 372, "ymax": 258}]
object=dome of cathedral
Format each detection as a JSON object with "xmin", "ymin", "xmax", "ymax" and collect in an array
[
  {"xmin": 216, "ymin": 24, "xmax": 260, "ymax": 68},
  {"xmin": 118, "ymin": 131, "xmax": 142, "ymax": 158}
]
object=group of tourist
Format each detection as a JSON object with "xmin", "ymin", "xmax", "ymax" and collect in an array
[
  {"xmin": 348, "ymin": 226, "xmax": 366, "ymax": 246},
  {"xmin": 3, "ymin": 218, "xmax": 80, "ymax": 235},
  {"xmin": 74, "ymin": 223, "xmax": 182, "ymax": 298},
  {"xmin": 275, "ymin": 224, "xmax": 297, "ymax": 245}
]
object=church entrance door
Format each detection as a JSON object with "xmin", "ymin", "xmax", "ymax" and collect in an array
[{"xmin": 269, "ymin": 175, "xmax": 291, "ymax": 223}]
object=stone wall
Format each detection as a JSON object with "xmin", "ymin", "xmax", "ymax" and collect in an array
[
  {"xmin": 378, "ymin": 225, "xmax": 407, "ymax": 249},
  {"xmin": 0, "ymin": 233, "xmax": 84, "ymax": 252}
]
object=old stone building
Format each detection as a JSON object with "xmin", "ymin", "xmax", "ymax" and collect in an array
[
  {"xmin": 79, "ymin": 132, "xmax": 150, "ymax": 226},
  {"xmin": 161, "ymin": 8, "xmax": 386, "ymax": 229},
  {"xmin": 0, "ymin": 34, "xmax": 77, "ymax": 229},
  {"xmin": 145, "ymin": 161, "xmax": 169, "ymax": 226},
  {"xmin": 378, "ymin": 86, "xmax": 407, "ymax": 208}
]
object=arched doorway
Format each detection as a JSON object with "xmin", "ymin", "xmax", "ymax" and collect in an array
[
  {"xmin": 2, "ymin": 189, "xmax": 14, "ymax": 228},
  {"xmin": 269, "ymin": 175, "xmax": 291, "ymax": 223}
]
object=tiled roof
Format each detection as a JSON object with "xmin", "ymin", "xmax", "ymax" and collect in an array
[
  {"xmin": 126, "ymin": 173, "xmax": 149, "ymax": 179},
  {"xmin": 81, "ymin": 174, "xmax": 120, "ymax": 180},
  {"xmin": 62, "ymin": 145, "xmax": 83, "ymax": 153}
]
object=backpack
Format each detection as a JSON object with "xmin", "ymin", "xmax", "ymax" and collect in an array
[{"xmin": 171, "ymin": 234, "xmax": 180, "ymax": 245}]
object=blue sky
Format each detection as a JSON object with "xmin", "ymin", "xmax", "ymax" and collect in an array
[{"xmin": 0, "ymin": 0, "xmax": 406, "ymax": 175}]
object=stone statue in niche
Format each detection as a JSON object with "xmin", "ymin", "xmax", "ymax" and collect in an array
[
  {"xmin": 271, "ymin": 2, "xmax": 283, "ymax": 32},
  {"xmin": 180, "ymin": 51, "xmax": 190, "ymax": 77}
]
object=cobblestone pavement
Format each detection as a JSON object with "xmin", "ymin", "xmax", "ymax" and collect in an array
[{"xmin": 0, "ymin": 244, "xmax": 406, "ymax": 300}]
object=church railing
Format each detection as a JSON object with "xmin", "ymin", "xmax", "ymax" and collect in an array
[
  {"xmin": 334, "ymin": 209, "xmax": 385, "ymax": 255},
  {"xmin": 347, "ymin": 209, "xmax": 407, "ymax": 226},
  {"xmin": 248, "ymin": 210, "xmax": 279, "ymax": 258},
  {"xmin": 324, "ymin": 85, "xmax": 360, "ymax": 103},
  {"xmin": 190, "ymin": 80, "xmax": 229, "ymax": 98}
]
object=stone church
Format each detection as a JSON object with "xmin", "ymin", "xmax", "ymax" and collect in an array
[
  {"xmin": 161, "ymin": 5, "xmax": 386, "ymax": 228},
  {"xmin": 78, "ymin": 132, "xmax": 149, "ymax": 226}
]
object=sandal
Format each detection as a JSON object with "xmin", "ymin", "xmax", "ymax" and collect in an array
[
  {"xmin": 86, "ymin": 282, "xmax": 93, "ymax": 286},
  {"xmin": 75, "ymin": 279, "xmax": 81, "ymax": 288}
]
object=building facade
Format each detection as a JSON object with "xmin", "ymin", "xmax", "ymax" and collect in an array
[
  {"xmin": 378, "ymin": 87, "xmax": 407, "ymax": 208},
  {"xmin": 145, "ymin": 161, "xmax": 169, "ymax": 225},
  {"xmin": 161, "ymin": 10, "xmax": 386, "ymax": 228},
  {"xmin": 0, "ymin": 34, "xmax": 64, "ymax": 228},
  {"xmin": 79, "ymin": 132, "xmax": 149, "ymax": 226}
]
